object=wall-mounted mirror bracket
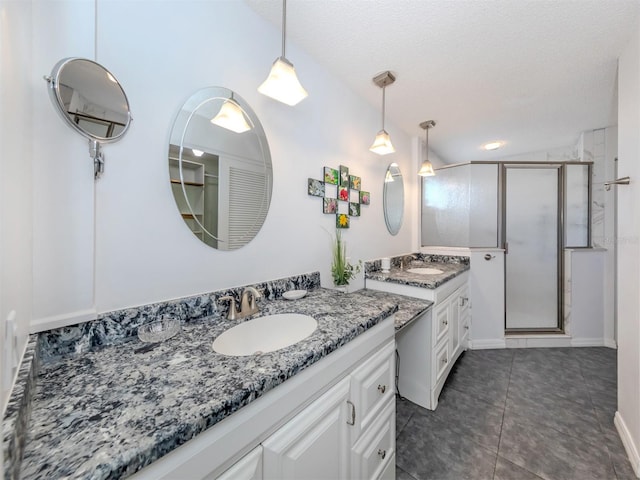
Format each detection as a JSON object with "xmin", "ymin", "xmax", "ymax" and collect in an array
[
  {"xmin": 90, "ymin": 140, "xmax": 104, "ymax": 179},
  {"xmin": 44, "ymin": 58, "xmax": 132, "ymax": 181}
]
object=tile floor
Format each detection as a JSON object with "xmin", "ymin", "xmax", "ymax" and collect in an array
[{"xmin": 395, "ymin": 347, "xmax": 637, "ymax": 480}]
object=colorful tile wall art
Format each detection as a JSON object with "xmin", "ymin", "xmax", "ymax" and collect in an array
[{"xmin": 307, "ymin": 164, "xmax": 371, "ymax": 228}]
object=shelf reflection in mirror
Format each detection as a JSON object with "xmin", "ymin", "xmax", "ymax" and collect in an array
[
  {"xmin": 383, "ymin": 163, "xmax": 404, "ymax": 235},
  {"xmin": 168, "ymin": 87, "xmax": 272, "ymax": 250}
]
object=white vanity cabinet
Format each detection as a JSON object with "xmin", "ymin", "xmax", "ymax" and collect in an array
[
  {"xmin": 262, "ymin": 377, "xmax": 351, "ymax": 479},
  {"xmin": 262, "ymin": 340, "xmax": 396, "ymax": 480},
  {"xmin": 369, "ymin": 271, "xmax": 469, "ymax": 410},
  {"xmin": 131, "ymin": 317, "xmax": 395, "ymax": 480}
]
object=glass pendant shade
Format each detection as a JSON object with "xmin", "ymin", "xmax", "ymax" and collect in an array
[
  {"xmin": 385, "ymin": 169, "xmax": 395, "ymax": 182},
  {"xmin": 370, "ymin": 130, "xmax": 395, "ymax": 155},
  {"xmin": 258, "ymin": 57, "xmax": 308, "ymax": 106},
  {"xmin": 418, "ymin": 160, "xmax": 436, "ymax": 176},
  {"xmin": 210, "ymin": 100, "xmax": 252, "ymax": 133}
]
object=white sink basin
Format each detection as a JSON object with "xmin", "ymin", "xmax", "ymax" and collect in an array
[
  {"xmin": 212, "ymin": 313, "xmax": 317, "ymax": 356},
  {"xmin": 406, "ymin": 267, "xmax": 444, "ymax": 275}
]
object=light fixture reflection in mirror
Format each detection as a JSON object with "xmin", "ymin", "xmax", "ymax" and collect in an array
[
  {"xmin": 383, "ymin": 163, "xmax": 404, "ymax": 235},
  {"xmin": 210, "ymin": 98, "xmax": 252, "ymax": 133},
  {"xmin": 168, "ymin": 87, "xmax": 272, "ymax": 250},
  {"xmin": 44, "ymin": 57, "xmax": 132, "ymax": 179}
]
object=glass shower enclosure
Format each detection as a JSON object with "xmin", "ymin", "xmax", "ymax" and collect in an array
[{"xmin": 421, "ymin": 161, "xmax": 592, "ymax": 333}]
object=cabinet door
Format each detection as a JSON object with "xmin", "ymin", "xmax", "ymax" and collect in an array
[
  {"xmin": 263, "ymin": 377, "xmax": 350, "ymax": 480},
  {"xmin": 458, "ymin": 285, "xmax": 470, "ymax": 351},
  {"xmin": 450, "ymin": 294, "xmax": 460, "ymax": 355},
  {"xmin": 432, "ymin": 301, "xmax": 450, "ymax": 346},
  {"xmin": 214, "ymin": 446, "xmax": 263, "ymax": 480},
  {"xmin": 351, "ymin": 399, "xmax": 395, "ymax": 480},
  {"xmin": 349, "ymin": 340, "xmax": 395, "ymax": 439}
]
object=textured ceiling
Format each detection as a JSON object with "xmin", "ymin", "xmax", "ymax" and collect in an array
[{"xmin": 244, "ymin": 0, "xmax": 639, "ymax": 163}]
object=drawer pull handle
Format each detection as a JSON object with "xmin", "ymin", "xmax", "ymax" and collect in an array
[
  {"xmin": 346, "ymin": 400, "xmax": 356, "ymax": 426},
  {"xmin": 378, "ymin": 449, "xmax": 386, "ymax": 460},
  {"xmin": 465, "ymin": 325, "xmax": 470, "ymax": 330},
  {"xmin": 378, "ymin": 384, "xmax": 386, "ymax": 394},
  {"xmin": 442, "ymin": 357, "xmax": 448, "ymax": 364},
  {"xmin": 443, "ymin": 320, "xmax": 448, "ymax": 326}
]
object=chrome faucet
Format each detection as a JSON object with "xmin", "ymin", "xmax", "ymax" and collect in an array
[
  {"xmin": 219, "ymin": 287, "xmax": 262, "ymax": 320},
  {"xmin": 240, "ymin": 287, "xmax": 262, "ymax": 317}
]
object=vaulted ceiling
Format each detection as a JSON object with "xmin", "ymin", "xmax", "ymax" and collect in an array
[{"xmin": 245, "ymin": 0, "xmax": 639, "ymax": 163}]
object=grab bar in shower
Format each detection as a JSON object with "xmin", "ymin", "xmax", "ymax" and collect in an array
[{"xmin": 604, "ymin": 176, "xmax": 630, "ymax": 191}]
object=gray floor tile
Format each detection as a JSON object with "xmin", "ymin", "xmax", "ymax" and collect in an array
[
  {"xmin": 494, "ymin": 456, "xmax": 544, "ymax": 480},
  {"xmin": 585, "ymin": 374, "xmax": 618, "ymax": 414},
  {"xmin": 397, "ymin": 414, "xmax": 497, "ymax": 480},
  {"xmin": 415, "ymin": 386, "xmax": 504, "ymax": 453},
  {"xmin": 395, "ymin": 346, "xmax": 627, "ymax": 480},
  {"xmin": 498, "ymin": 412, "xmax": 616, "ymax": 479},
  {"xmin": 456, "ymin": 349, "xmax": 515, "ymax": 373},
  {"xmin": 396, "ymin": 397, "xmax": 419, "ymax": 438},
  {"xmin": 574, "ymin": 348, "xmax": 617, "ymax": 382},
  {"xmin": 446, "ymin": 366, "xmax": 510, "ymax": 408},
  {"xmin": 396, "ymin": 465, "xmax": 418, "ymax": 480},
  {"xmin": 594, "ymin": 408, "xmax": 638, "ymax": 480},
  {"xmin": 507, "ymin": 367, "xmax": 593, "ymax": 409},
  {"xmin": 505, "ymin": 388, "xmax": 603, "ymax": 446}
]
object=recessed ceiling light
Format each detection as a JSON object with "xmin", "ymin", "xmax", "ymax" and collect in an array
[
  {"xmin": 192, "ymin": 149, "xmax": 204, "ymax": 157},
  {"xmin": 482, "ymin": 141, "xmax": 503, "ymax": 151}
]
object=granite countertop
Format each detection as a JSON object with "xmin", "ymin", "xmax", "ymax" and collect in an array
[
  {"xmin": 366, "ymin": 260, "xmax": 470, "ymax": 289},
  {"xmin": 356, "ymin": 289, "xmax": 433, "ymax": 331},
  {"xmin": 19, "ymin": 288, "xmax": 399, "ymax": 480}
]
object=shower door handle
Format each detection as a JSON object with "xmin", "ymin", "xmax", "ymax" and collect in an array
[{"xmin": 503, "ymin": 242, "xmax": 509, "ymax": 254}]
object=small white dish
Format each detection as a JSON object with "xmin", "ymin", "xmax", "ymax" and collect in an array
[{"xmin": 282, "ymin": 289, "xmax": 307, "ymax": 300}]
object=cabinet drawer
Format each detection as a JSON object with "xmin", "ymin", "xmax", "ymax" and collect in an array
[
  {"xmin": 432, "ymin": 302, "xmax": 450, "ymax": 346},
  {"xmin": 350, "ymin": 340, "xmax": 395, "ymax": 435},
  {"xmin": 435, "ymin": 340, "xmax": 450, "ymax": 382},
  {"xmin": 351, "ymin": 399, "xmax": 395, "ymax": 480}
]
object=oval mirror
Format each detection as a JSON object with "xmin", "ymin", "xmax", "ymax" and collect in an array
[
  {"xmin": 383, "ymin": 163, "xmax": 404, "ymax": 235},
  {"xmin": 46, "ymin": 58, "xmax": 132, "ymax": 143},
  {"xmin": 168, "ymin": 87, "xmax": 272, "ymax": 250}
]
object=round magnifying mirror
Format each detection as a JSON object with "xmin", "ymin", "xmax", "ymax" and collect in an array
[
  {"xmin": 383, "ymin": 163, "xmax": 404, "ymax": 235},
  {"xmin": 168, "ymin": 87, "xmax": 272, "ymax": 250},
  {"xmin": 46, "ymin": 58, "xmax": 132, "ymax": 142}
]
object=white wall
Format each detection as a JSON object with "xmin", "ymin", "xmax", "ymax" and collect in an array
[
  {"xmin": 27, "ymin": 0, "xmax": 416, "ymax": 324},
  {"xmin": 30, "ymin": 0, "xmax": 96, "ymax": 331},
  {"xmin": 0, "ymin": 0, "xmax": 34, "ymax": 413},
  {"xmin": 616, "ymin": 16, "xmax": 640, "ymax": 476}
]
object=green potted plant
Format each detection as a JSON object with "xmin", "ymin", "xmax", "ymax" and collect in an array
[{"xmin": 331, "ymin": 230, "xmax": 361, "ymax": 292}]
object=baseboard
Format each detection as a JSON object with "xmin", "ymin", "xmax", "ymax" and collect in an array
[
  {"xmin": 604, "ymin": 338, "xmax": 618, "ymax": 349},
  {"xmin": 29, "ymin": 308, "xmax": 97, "ymax": 333},
  {"xmin": 570, "ymin": 338, "xmax": 606, "ymax": 347},
  {"xmin": 505, "ymin": 335, "xmax": 572, "ymax": 348},
  {"xmin": 469, "ymin": 339, "xmax": 506, "ymax": 350},
  {"xmin": 614, "ymin": 411, "xmax": 640, "ymax": 477}
]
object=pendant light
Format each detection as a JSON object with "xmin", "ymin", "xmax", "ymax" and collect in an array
[
  {"xmin": 258, "ymin": 0, "xmax": 308, "ymax": 106},
  {"xmin": 418, "ymin": 120, "xmax": 436, "ymax": 176},
  {"xmin": 369, "ymin": 71, "xmax": 396, "ymax": 155},
  {"xmin": 211, "ymin": 96, "xmax": 252, "ymax": 133}
]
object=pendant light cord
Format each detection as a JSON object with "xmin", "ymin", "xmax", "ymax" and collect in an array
[
  {"xmin": 281, "ymin": 0, "xmax": 287, "ymax": 58},
  {"xmin": 381, "ymin": 86, "xmax": 386, "ymax": 131}
]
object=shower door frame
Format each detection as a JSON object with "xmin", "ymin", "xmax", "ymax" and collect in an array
[{"xmin": 501, "ymin": 163, "xmax": 564, "ymax": 334}]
